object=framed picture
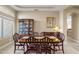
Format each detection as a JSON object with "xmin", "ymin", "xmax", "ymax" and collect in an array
[{"xmin": 46, "ymin": 17, "xmax": 55, "ymax": 28}]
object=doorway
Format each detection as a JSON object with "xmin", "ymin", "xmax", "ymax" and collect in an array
[
  {"xmin": 66, "ymin": 13, "xmax": 79, "ymax": 41},
  {"xmin": 67, "ymin": 15, "xmax": 72, "ymax": 38}
]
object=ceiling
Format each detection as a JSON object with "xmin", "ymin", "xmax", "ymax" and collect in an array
[{"xmin": 10, "ymin": 5, "xmax": 69, "ymax": 11}]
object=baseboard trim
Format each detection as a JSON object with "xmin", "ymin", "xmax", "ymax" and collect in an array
[
  {"xmin": 68, "ymin": 37, "xmax": 78, "ymax": 43},
  {"xmin": 0, "ymin": 41, "xmax": 13, "ymax": 50}
]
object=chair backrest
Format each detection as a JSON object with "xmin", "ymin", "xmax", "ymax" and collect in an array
[
  {"xmin": 13, "ymin": 33, "xmax": 20, "ymax": 42},
  {"xmin": 59, "ymin": 33, "xmax": 65, "ymax": 41},
  {"xmin": 53, "ymin": 32, "xmax": 60, "ymax": 37}
]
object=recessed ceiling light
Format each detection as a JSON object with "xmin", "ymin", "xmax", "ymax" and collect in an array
[{"xmin": 34, "ymin": 9, "xmax": 38, "ymax": 11}]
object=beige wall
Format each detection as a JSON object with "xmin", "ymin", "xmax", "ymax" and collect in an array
[
  {"xmin": 72, "ymin": 13, "xmax": 78, "ymax": 40},
  {"xmin": 59, "ymin": 10, "xmax": 64, "ymax": 33},
  {"xmin": 17, "ymin": 11, "xmax": 59, "ymax": 33},
  {"xmin": 71, "ymin": 13, "xmax": 79, "ymax": 41},
  {"xmin": 59, "ymin": 10, "xmax": 68, "ymax": 40}
]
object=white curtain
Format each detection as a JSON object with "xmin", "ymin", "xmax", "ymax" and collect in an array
[
  {"xmin": 0, "ymin": 18, "xmax": 2, "ymax": 38},
  {"xmin": 3, "ymin": 19, "xmax": 14, "ymax": 40}
]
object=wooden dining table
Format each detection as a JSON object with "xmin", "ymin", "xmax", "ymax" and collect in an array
[{"xmin": 18, "ymin": 36, "xmax": 60, "ymax": 54}]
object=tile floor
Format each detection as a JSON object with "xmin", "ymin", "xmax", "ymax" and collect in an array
[{"xmin": 0, "ymin": 37, "xmax": 79, "ymax": 54}]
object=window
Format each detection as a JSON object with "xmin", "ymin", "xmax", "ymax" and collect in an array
[
  {"xmin": 0, "ymin": 15, "xmax": 15, "ymax": 39},
  {"xmin": 0, "ymin": 18, "xmax": 2, "ymax": 37},
  {"xmin": 67, "ymin": 16, "xmax": 72, "ymax": 29}
]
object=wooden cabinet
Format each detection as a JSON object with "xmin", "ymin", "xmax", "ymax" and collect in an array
[{"xmin": 19, "ymin": 19, "xmax": 34, "ymax": 35}]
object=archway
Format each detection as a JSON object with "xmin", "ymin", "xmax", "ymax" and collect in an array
[{"xmin": 66, "ymin": 12, "xmax": 79, "ymax": 42}]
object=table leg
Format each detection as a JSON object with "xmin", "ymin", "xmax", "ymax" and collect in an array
[{"xmin": 53, "ymin": 44, "xmax": 56, "ymax": 54}]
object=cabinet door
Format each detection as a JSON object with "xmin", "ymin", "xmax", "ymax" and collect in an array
[
  {"xmin": 29, "ymin": 20, "xmax": 34, "ymax": 35},
  {"xmin": 19, "ymin": 19, "xmax": 34, "ymax": 35}
]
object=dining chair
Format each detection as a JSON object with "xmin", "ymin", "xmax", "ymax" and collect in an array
[
  {"xmin": 53, "ymin": 33, "xmax": 65, "ymax": 54},
  {"xmin": 37, "ymin": 37, "xmax": 51, "ymax": 54},
  {"xmin": 26, "ymin": 36, "xmax": 50, "ymax": 54},
  {"xmin": 25, "ymin": 36, "xmax": 40, "ymax": 54},
  {"xmin": 13, "ymin": 33, "xmax": 25, "ymax": 53},
  {"xmin": 40, "ymin": 43, "xmax": 51, "ymax": 54}
]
